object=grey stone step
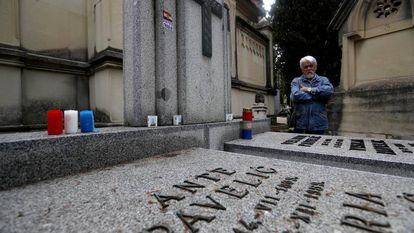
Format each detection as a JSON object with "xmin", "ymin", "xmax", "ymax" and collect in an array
[
  {"xmin": 0, "ymin": 148, "xmax": 413, "ymax": 232},
  {"xmin": 224, "ymin": 132, "xmax": 414, "ymax": 178},
  {"xmin": 0, "ymin": 119, "xmax": 270, "ymax": 190}
]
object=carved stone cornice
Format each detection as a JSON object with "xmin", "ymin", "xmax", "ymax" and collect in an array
[
  {"xmin": 231, "ymin": 77, "xmax": 277, "ymax": 95},
  {"xmin": 0, "ymin": 44, "xmax": 122, "ymax": 75}
]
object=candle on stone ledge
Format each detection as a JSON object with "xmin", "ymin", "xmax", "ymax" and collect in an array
[
  {"xmin": 80, "ymin": 110, "xmax": 95, "ymax": 133},
  {"xmin": 64, "ymin": 110, "xmax": 78, "ymax": 134},
  {"xmin": 241, "ymin": 108, "xmax": 253, "ymax": 140},
  {"xmin": 47, "ymin": 110, "xmax": 63, "ymax": 135}
]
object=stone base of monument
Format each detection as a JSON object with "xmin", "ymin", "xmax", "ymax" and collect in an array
[
  {"xmin": 0, "ymin": 148, "xmax": 413, "ymax": 232},
  {"xmin": 0, "ymin": 119, "xmax": 270, "ymax": 190},
  {"xmin": 225, "ymin": 132, "xmax": 414, "ymax": 178},
  {"xmin": 252, "ymin": 103, "xmax": 267, "ymax": 120}
]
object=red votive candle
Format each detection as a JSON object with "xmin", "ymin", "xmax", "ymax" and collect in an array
[
  {"xmin": 47, "ymin": 110, "xmax": 63, "ymax": 135},
  {"xmin": 242, "ymin": 108, "xmax": 253, "ymax": 121},
  {"xmin": 242, "ymin": 108, "xmax": 253, "ymax": 139}
]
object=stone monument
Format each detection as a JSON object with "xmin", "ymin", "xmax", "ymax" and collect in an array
[
  {"xmin": 1, "ymin": 148, "xmax": 413, "ymax": 232},
  {"xmin": 123, "ymin": 0, "xmax": 230, "ymax": 126},
  {"xmin": 1, "ymin": 0, "xmax": 413, "ymax": 231},
  {"xmin": 328, "ymin": 0, "xmax": 414, "ymax": 139},
  {"xmin": 123, "ymin": 0, "xmax": 156, "ymax": 127},
  {"xmin": 225, "ymin": 132, "xmax": 414, "ymax": 177},
  {"xmin": 252, "ymin": 93, "xmax": 267, "ymax": 119}
]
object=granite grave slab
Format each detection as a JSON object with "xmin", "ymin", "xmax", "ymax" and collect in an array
[
  {"xmin": 1, "ymin": 148, "xmax": 413, "ymax": 232},
  {"xmin": 224, "ymin": 132, "xmax": 414, "ymax": 178},
  {"xmin": 0, "ymin": 119, "xmax": 270, "ymax": 190}
]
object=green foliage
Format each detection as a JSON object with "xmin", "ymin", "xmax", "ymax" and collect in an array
[{"xmin": 270, "ymin": 0, "xmax": 342, "ymax": 101}]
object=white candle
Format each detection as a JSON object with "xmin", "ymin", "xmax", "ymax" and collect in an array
[{"xmin": 64, "ymin": 110, "xmax": 78, "ymax": 134}]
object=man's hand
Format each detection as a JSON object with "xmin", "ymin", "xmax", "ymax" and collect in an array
[{"xmin": 300, "ymin": 84, "xmax": 311, "ymax": 93}]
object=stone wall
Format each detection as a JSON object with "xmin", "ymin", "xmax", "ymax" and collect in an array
[
  {"xmin": 20, "ymin": 0, "xmax": 87, "ymax": 60},
  {"xmin": 329, "ymin": 0, "xmax": 414, "ymax": 139},
  {"xmin": 0, "ymin": 0, "xmax": 19, "ymax": 46},
  {"xmin": 329, "ymin": 77, "xmax": 414, "ymax": 139},
  {"xmin": 231, "ymin": 88, "xmax": 275, "ymax": 117},
  {"xmin": 226, "ymin": 0, "xmax": 278, "ymax": 117},
  {"xmin": 0, "ymin": 0, "xmax": 122, "ymax": 129},
  {"xmin": 0, "ymin": 65, "xmax": 21, "ymax": 126},
  {"xmin": 236, "ymin": 25, "xmax": 267, "ymax": 86},
  {"xmin": 0, "ymin": 119, "xmax": 271, "ymax": 190},
  {"xmin": 0, "ymin": 0, "xmax": 277, "ymax": 129}
]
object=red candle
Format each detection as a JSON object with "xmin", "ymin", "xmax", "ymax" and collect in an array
[
  {"xmin": 242, "ymin": 108, "xmax": 253, "ymax": 121},
  {"xmin": 47, "ymin": 110, "xmax": 63, "ymax": 135},
  {"xmin": 242, "ymin": 108, "xmax": 253, "ymax": 139}
]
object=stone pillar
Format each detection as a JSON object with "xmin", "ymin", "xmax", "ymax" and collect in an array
[
  {"xmin": 123, "ymin": 0, "xmax": 156, "ymax": 126},
  {"xmin": 177, "ymin": 0, "xmax": 227, "ymax": 124},
  {"xmin": 223, "ymin": 4, "xmax": 232, "ymax": 115},
  {"xmin": 226, "ymin": 0, "xmax": 237, "ymax": 78},
  {"xmin": 0, "ymin": 0, "xmax": 21, "ymax": 127},
  {"xmin": 87, "ymin": 1, "xmax": 124, "ymax": 124},
  {"xmin": 155, "ymin": 0, "xmax": 178, "ymax": 125},
  {"xmin": 258, "ymin": 26, "xmax": 274, "ymax": 89}
]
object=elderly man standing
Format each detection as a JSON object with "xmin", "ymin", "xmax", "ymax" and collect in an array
[{"xmin": 290, "ymin": 55, "xmax": 334, "ymax": 135}]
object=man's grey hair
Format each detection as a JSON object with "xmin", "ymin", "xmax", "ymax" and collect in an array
[{"xmin": 299, "ymin": 56, "xmax": 317, "ymax": 68}]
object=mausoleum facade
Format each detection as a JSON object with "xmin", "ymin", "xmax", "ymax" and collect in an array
[
  {"xmin": 329, "ymin": 0, "xmax": 414, "ymax": 139},
  {"xmin": 225, "ymin": 0, "xmax": 277, "ymax": 117},
  {"xmin": 0, "ymin": 0, "xmax": 277, "ymax": 130}
]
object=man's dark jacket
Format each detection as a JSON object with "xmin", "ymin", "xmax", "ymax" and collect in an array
[{"xmin": 290, "ymin": 74, "xmax": 334, "ymax": 131}]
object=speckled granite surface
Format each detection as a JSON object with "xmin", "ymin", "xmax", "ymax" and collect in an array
[
  {"xmin": 225, "ymin": 132, "xmax": 414, "ymax": 178},
  {"xmin": 0, "ymin": 148, "xmax": 413, "ymax": 232},
  {"xmin": 0, "ymin": 119, "xmax": 270, "ymax": 190}
]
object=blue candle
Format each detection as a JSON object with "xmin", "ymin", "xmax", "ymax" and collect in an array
[
  {"xmin": 80, "ymin": 110, "xmax": 95, "ymax": 133},
  {"xmin": 241, "ymin": 108, "xmax": 253, "ymax": 140}
]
